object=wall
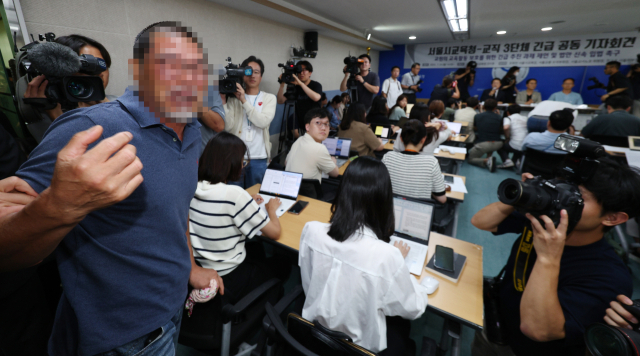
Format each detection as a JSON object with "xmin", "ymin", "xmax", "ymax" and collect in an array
[
  {"xmin": 20, "ymin": 0, "xmax": 378, "ymax": 142},
  {"xmin": 379, "ymin": 44, "xmax": 631, "ymax": 105}
]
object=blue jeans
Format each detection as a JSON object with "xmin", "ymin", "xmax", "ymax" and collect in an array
[
  {"xmin": 527, "ymin": 116, "xmax": 548, "ymax": 133},
  {"xmin": 96, "ymin": 307, "xmax": 182, "ymax": 356},
  {"xmin": 230, "ymin": 158, "xmax": 268, "ymax": 189}
]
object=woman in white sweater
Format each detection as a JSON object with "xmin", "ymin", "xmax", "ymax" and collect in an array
[{"xmin": 299, "ymin": 156, "xmax": 429, "ymax": 355}]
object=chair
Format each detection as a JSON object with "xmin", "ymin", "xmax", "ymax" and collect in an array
[
  {"xmin": 519, "ymin": 148, "xmax": 566, "ymax": 179},
  {"xmin": 179, "ymin": 278, "xmax": 282, "ymax": 356},
  {"xmin": 268, "ymin": 150, "xmax": 288, "ymax": 171},
  {"xmin": 587, "ymin": 135, "xmax": 629, "ymax": 148},
  {"xmin": 300, "ymin": 179, "xmax": 323, "ymax": 200}
]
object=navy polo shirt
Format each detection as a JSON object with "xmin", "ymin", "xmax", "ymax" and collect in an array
[
  {"xmin": 495, "ymin": 212, "xmax": 632, "ymax": 356},
  {"xmin": 16, "ymin": 89, "xmax": 201, "ymax": 355}
]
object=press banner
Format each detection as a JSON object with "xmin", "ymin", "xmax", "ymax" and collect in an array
[{"xmin": 404, "ymin": 31, "xmax": 639, "ymax": 69}]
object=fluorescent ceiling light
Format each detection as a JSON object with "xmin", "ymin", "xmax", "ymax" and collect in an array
[
  {"xmin": 439, "ymin": 0, "xmax": 469, "ymax": 38},
  {"xmin": 497, "ymin": 31, "xmax": 507, "ymax": 35},
  {"xmin": 541, "ymin": 27, "xmax": 552, "ymax": 31},
  {"xmin": 456, "ymin": 0, "xmax": 467, "ymax": 18},
  {"xmin": 442, "ymin": 0, "xmax": 456, "ymax": 19},
  {"xmin": 459, "ymin": 18, "xmax": 468, "ymax": 31},
  {"xmin": 409, "ymin": 36, "xmax": 416, "ymax": 40},
  {"xmin": 450, "ymin": 20, "xmax": 460, "ymax": 32}
]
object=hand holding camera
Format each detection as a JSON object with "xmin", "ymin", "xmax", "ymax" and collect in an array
[
  {"xmin": 23, "ymin": 75, "xmax": 63, "ymax": 120},
  {"xmin": 525, "ymin": 209, "xmax": 569, "ymax": 265}
]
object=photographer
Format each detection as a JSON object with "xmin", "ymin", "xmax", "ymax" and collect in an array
[
  {"xmin": 401, "ymin": 63, "xmax": 421, "ymax": 104},
  {"xmin": 470, "ymin": 159, "xmax": 640, "ymax": 356},
  {"xmin": 601, "ymin": 61, "xmax": 632, "ymax": 103},
  {"xmin": 23, "ymin": 34, "xmax": 112, "ymax": 121},
  {"xmin": 222, "ymin": 56, "xmax": 276, "ymax": 188},
  {"xmin": 277, "ymin": 60, "xmax": 322, "ymax": 140},
  {"xmin": 340, "ymin": 54, "xmax": 380, "ymax": 110},
  {"xmin": 454, "ymin": 61, "xmax": 476, "ymax": 101},
  {"xmin": 627, "ymin": 64, "xmax": 640, "ymax": 117},
  {"xmin": 501, "ymin": 66, "xmax": 520, "ymax": 104},
  {"xmin": 430, "ymin": 76, "xmax": 460, "ymax": 105}
]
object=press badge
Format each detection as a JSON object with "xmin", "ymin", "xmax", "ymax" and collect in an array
[{"xmin": 245, "ymin": 125, "xmax": 255, "ymax": 142}]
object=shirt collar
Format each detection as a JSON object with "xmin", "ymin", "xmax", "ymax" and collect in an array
[
  {"xmin": 354, "ymin": 226, "xmax": 379, "ymax": 241},
  {"xmin": 116, "ymin": 88, "xmax": 201, "ymax": 130}
]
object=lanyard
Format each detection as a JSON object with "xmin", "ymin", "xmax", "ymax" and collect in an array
[
  {"xmin": 246, "ymin": 92, "xmax": 261, "ymax": 128},
  {"xmin": 513, "ymin": 225, "xmax": 534, "ymax": 292}
]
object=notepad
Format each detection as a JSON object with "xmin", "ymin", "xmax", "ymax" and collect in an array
[
  {"xmin": 375, "ymin": 126, "xmax": 384, "ymax": 136},
  {"xmin": 389, "ymin": 236, "xmax": 429, "ymax": 276}
]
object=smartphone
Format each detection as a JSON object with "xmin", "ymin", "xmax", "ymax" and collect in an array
[
  {"xmin": 288, "ymin": 201, "xmax": 309, "ymax": 215},
  {"xmin": 443, "ymin": 175, "xmax": 454, "ymax": 183},
  {"xmin": 434, "ymin": 245, "xmax": 455, "ymax": 273},
  {"xmin": 452, "ymin": 80, "xmax": 457, "ymax": 88}
]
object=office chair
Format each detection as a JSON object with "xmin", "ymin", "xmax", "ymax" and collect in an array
[
  {"xmin": 268, "ymin": 150, "xmax": 288, "ymax": 171},
  {"xmin": 519, "ymin": 149, "xmax": 566, "ymax": 179},
  {"xmin": 179, "ymin": 278, "xmax": 282, "ymax": 356},
  {"xmin": 587, "ymin": 135, "xmax": 629, "ymax": 148},
  {"xmin": 300, "ymin": 179, "xmax": 323, "ymax": 200}
]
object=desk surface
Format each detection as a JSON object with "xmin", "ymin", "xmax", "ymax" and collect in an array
[
  {"xmin": 247, "ymin": 183, "xmax": 483, "ymax": 329},
  {"xmin": 449, "ymin": 134, "xmax": 469, "ymax": 143},
  {"xmin": 382, "ymin": 141, "xmax": 466, "ymax": 160}
]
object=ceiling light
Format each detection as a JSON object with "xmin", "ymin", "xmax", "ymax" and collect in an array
[
  {"xmin": 450, "ymin": 20, "xmax": 460, "ymax": 32},
  {"xmin": 541, "ymin": 27, "xmax": 552, "ymax": 31},
  {"xmin": 409, "ymin": 36, "xmax": 416, "ymax": 40},
  {"xmin": 439, "ymin": 0, "xmax": 469, "ymax": 39},
  {"xmin": 497, "ymin": 30, "xmax": 507, "ymax": 35},
  {"xmin": 459, "ymin": 18, "xmax": 468, "ymax": 32},
  {"xmin": 364, "ymin": 29, "xmax": 371, "ymax": 41}
]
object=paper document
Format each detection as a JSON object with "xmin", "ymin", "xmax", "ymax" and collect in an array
[
  {"xmin": 444, "ymin": 122, "xmax": 462, "ymax": 134},
  {"xmin": 390, "ymin": 236, "xmax": 429, "ymax": 276},
  {"xmin": 438, "ymin": 146, "xmax": 467, "ymax": 154},
  {"xmin": 443, "ymin": 175, "xmax": 468, "ymax": 193}
]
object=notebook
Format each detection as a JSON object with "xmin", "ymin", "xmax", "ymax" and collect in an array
[
  {"xmin": 389, "ymin": 195, "xmax": 435, "ymax": 275},
  {"xmin": 258, "ymin": 169, "xmax": 303, "ymax": 217},
  {"xmin": 425, "ymin": 252, "xmax": 467, "ymax": 283},
  {"xmin": 322, "ymin": 137, "xmax": 352, "ymax": 167}
]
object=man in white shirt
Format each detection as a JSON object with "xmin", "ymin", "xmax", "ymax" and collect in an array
[
  {"xmin": 526, "ymin": 100, "xmax": 576, "ymax": 133},
  {"xmin": 223, "ymin": 56, "xmax": 277, "ymax": 188},
  {"xmin": 548, "ymin": 78, "xmax": 584, "ymax": 105},
  {"xmin": 401, "ymin": 63, "xmax": 422, "ymax": 104},
  {"xmin": 285, "ymin": 108, "xmax": 339, "ymax": 182},
  {"xmin": 454, "ymin": 96, "xmax": 480, "ymax": 142},
  {"xmin": 382, "ymin": 66, "xmax": 403, "ymax": 109},
  {"xmin": 498, "ymin": 104, "xmax": 529, "ymax": 168}
]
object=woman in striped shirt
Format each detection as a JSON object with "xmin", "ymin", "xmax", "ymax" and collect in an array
[{"xmin": 189, "ymin": 132, "xmax": 284, "ymax": 303}]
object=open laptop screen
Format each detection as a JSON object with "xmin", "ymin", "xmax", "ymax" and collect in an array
[
  {"xmin": 322, "ymin": 137, "xmax": 352, "ymax": 158},
  {"xmin": 393, "ymin": 196, "xmax": 434, "ymax": 241},
  {"xmin": 259, "ymin": 169, "xmax": 303, "ymax": 200}
]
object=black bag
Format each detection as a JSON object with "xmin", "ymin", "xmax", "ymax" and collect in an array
[{"xmin": 483, "ymin": 266, "xmax": 509, "ymax": 345}]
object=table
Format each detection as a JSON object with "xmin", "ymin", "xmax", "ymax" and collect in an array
[
  {"xmin": 443, "ymin": 173, "xmax": 466, "ymax": 202},
  {"xmin": 497, "ymin": 103, "xmax": 598, "ymax": 131},
  {"xmin": 382, "ymin": 140, "xmax": 466, "ymax": 160},
  {"xmin": 246, "ymin": 184, "xmax": 483, "ymax": 331}
]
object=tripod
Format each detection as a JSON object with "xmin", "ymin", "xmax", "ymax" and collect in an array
[
  {"xmin": 347, "ymin": 75, "xmax": 359, "ymax": 105},
  {"xmin": 278, "ymin": 97, "xmax": 296, "ymax": 152}
]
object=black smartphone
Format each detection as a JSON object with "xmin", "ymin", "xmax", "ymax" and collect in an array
[
  {"xmin": 444, "ymin": 175, "xmax": 454, "ymax": 183},
  {"xmin": 288, "ymin": 201, "xmax": 309, "ymax": 215},
  {"xmin": 434, "ymin": 245, "xmax": 455, "ymax": 273}
]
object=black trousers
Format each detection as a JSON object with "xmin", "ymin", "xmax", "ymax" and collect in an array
[
  {"xmin": 378, "ymin": 316, "xmax": 416, "ymax": 356},
  {"xmin": 405, "ymin": 93, "xmax": 417, "ymax": 104},
  {"xmin": 498, "ymin": 143, "xmax": 523, "ymax": 164}
]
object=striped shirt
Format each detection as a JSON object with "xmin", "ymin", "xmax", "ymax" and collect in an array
[
  {"xmin": 189, "ymin": 181, "xmax": 270, "ymax": 276},
  {"xmin": 382, "ymin": 151, "xmax": 446, "ymax": 200}
]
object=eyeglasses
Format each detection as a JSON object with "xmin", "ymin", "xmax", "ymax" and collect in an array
[
  {"xmin": 242, "ymin": 159, "xmax": 249, "ymax": 168},
  {"xmin": 313, "ymin": 121, "xmax": 330, "ymax": 129}
]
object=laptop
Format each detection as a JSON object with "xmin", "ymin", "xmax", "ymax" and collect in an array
[
  {"xmin": 322, "ymin": 137, "xmax": 352, "ymax": 167},
  {"xmin": 390, "ymin": 195, "xmax": 435, "ymax": 275},
  {"xmin": 258, "ymin": 169, "xmax": 304, "ymax": 217},
  {"xmin": 373, "ymin": 124, "xmax": 392, "ymax": 145}
]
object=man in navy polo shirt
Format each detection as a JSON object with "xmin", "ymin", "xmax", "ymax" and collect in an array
[{"xmin": 0, "ymin": 22, "xmax": 219, "ymax": 356}]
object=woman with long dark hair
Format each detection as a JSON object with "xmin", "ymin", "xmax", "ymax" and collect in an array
[
  {"xmin": 299, "ymin": 156, "xmax": 429, "ymax": 355},
  {"xmin": 388, "ymin": 94, "xmax": 409, "ymax": 122},
  {"xmin": 392, "ymin": 102, "xmax": 451, "ymax": 154},
  {"xmin": 501, "ymin": 66, "xmax": 520, "ymax": 103},
  {"xmin": 338, "ymin": 103, "xmax": 385, "ymax": 157}
]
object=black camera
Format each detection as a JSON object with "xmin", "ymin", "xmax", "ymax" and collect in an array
[
  {"xmin": 18, "ymin": 33, "xmax": 107, "ymax": 112},
  {"xmin": 497, "ymin": 135, "xmax": 605, "ymax": 233},
  {"xmin": 587, "ymin": 77, "xmax": 606, "ymax": 91},
  {"xmin": 277, "ymin": 60, "xmax": 301, "ymax": 84},
  {"xmin": 415, "ymin": 79, "xmax": 424, "ymax": 93},
  {"xmin": 343, "ymin": 56, "xmax": 363, "ymax": 75},
  {"xmin": 468, "ymin": 60, "xmax": 477, "ymax": 74},
  {"xmin": 220, "ymin": 57, "xmax": 253, "ymax": 95},
  {"xmin": 585, "ymin": 300, "xmax": 640, "ymax": 356}
]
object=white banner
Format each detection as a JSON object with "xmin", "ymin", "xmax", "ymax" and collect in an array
[{"xmin": 404, "ymin": 31, "xmax": 639, "ymax": 69}]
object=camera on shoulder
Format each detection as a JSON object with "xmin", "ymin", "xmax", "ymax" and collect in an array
[
  {"xmin": 219, "ymin": 57, "xmax": 253, "ymax": 95},
  {"xmin": 277, "ymin": 59, "xmax": 301, "ymax": 84},
  {"xmin": 343, "ymin": 56, "xmax": 363, "ymax": 75},
  {"xmin": 497, "ymin": 135, "xmax": 605, "ymax": 234}
]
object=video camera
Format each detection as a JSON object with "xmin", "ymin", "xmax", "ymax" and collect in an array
[
  {"xmin": 219, "ymin": 57, "xmax": 253, "ymax": 95},
  {"xmin": 585, "ymin": 300, "xmax": 640, "ymax": 356},
  {"xmin": 277, "ymin": 60, "xmax": 301, "ymax": 85},
  {"xmin": 497, "ymin": 135, "xmax": 605, "ymax": 234},
  {"xmin": 343, "ymin": 56, "xmax": 363, "ymax": 75},
  {"xmin": 16, "ymin": 32, "xmax": 107, "ymax": 116},
  {"xmin": 587, "ymin": 77, "xmax": 606, "ymax": 91}
]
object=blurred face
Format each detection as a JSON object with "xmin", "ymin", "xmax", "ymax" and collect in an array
[
  {"xmin": 526, "ymin": 80, "xmax": 537, "ymax": 90},
  {"xmin": 305, "ymin": 116, "xmax": 330, "ymax": 142},
  {"xmin": 79, "ymin": 45, "xmax": 109, "ymax": 89},
  {"xmin": 131, "ymin": 31, "xmax": 208, "ymax": 123},
  {"xmin": 492, "ymin": 79, "xmax": 501, "ymax": 89},
  {"xmin": 297, "ymin": 64, "xmax": 311, "ymax": 82},
  {"xmin": 569, "ymin": 186, "xmax": 605, "ymax": 235},
  {"xmin": 562, "ymin": 79, "xmax": 574, "ymax": 91},
  {"xmin": 391, "ymin": 68, "xmax": 400, "ymax": 79},
  {"xmin": 359, "ymin": 57, "xmax": 371, "ymax": 72},
  {"xmin": 399, "ymin": 97, "xmax": 408, "ymax": 108},
  {"xmin": 411, "ymin": 65, "xmax": 420, "ymax": 75},
  {"xmin": 321, "ymin": 98, "xmax": 328, "ymax": 107},
  {"xmin": 604, "ymin": 64, "xmax": 618, "ymax": 75},
  {"xmin": 243, "ymin": 61, "xmax": 262, "ymax": 89}
]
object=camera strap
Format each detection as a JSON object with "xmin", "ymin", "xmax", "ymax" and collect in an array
[{"xmin": 513, "ymin": 225, "xmax": 534, "ymax": 292}]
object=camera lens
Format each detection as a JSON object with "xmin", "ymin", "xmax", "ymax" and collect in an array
[
  {"xmin": 497, "ymin": 178, "xmax": 553, "ymax": 211},
  {"xmin": 67, "ymin": 79, "xmax": 93, "ymax": 100},
  {"xmin": 584, "ymin": 324, "xmax": 634, "ymax": 356}
]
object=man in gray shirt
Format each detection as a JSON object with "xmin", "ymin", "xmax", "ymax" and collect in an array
[{"xmin": 401, "ymin": 63, "xmax": 422, "ymax": 104}]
